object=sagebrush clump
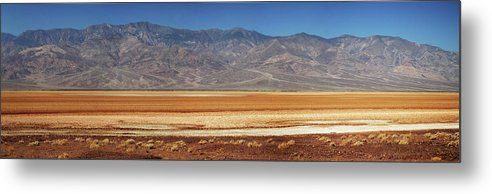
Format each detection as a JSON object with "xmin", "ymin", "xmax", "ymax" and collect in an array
[{"xmin": 278, "ymin": 140, "xmax": 296, "ymax": 150}]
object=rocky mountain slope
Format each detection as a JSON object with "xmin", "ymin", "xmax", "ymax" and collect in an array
[{"xmin": 1, "ymin": 22, "xmax": 459, "ymax": 91}]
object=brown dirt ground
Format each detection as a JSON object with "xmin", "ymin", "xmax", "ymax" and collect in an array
[{"xmin": 0, "ymin": 129, "xmax": 459, "ymax": 162}]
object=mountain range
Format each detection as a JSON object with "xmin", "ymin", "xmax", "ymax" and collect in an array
[{"xmin": 1, "ymin": 22, "xmax": 459, "ymax": 91}]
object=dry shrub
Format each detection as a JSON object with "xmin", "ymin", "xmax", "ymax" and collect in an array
[
  {"xmin": 431, "ymin": 156, "xmax": 442, "ymax": 161},
  {"xmin": 89, "ymin": 142, "xmax": 100, "ymax": 149},
  {"xmin": 352, "ymin": 141, "xmax": 365, "ymax": 146},
  {"xmin": 144, "ymin": 143, "xmax": 155, "ymax": 149},
  {"xmin": 317, "ymin": 136, "xmax": 332, "ymax": 143},
  {"xmin": 400, "ymin": 133, "xmax": 412, "ymax": 138},
  {"xmin": 28, "ymin": 141, "xmax": 40, "ymax": 146},
  {"xmin": 278, "ymin": 140, "xmax": 295, "ymax": 150},
  {"xmin": 447, "ymin": 140, "xmax": 459, "ymax": 147},
  {"xmin": 101, "ymin": 138, "xmax": 110, "ymax": 144},
  {"xmin": 43, "ymin": 140, "xmax": 52, "ymax": 143},
  {"xmin": 377, "ymin": 133, "xmax": 388, "ymax": 140},
  {"xmin": 266, "ymin": 138, "xmax": 274, "ymax": 143},
  {"xmin": 341, "ymin": 137, "xmax": 355, "ymax": 146},
  {"xmin": 116, "ymin": 139, "xmax": 137, "ymax": 150},
  {"xmin": 429, "ymin": 134, "xmax": 439, "ymax": 140},
  {"xmin": 198, "ymin": 139, "xmax": 208, "ymax": 145},
  {"xmin": 453, "ymin": 132, "xmax": 460, "ymax": 140},
  {"xmin": 368, "ymin": 134, "xmax": 377, "ymax": 139},
  {"xmin": 52, "ymin": 139, "xmax": 68, "ymax": 146},
  {"xmin": 147, "ymin": 139, "xmax": 154, "ymax": 143},
  {"xmin": 398, "ymin": 138, "xmax": 410, "ymax": 145},
  {"xmin": 74, "ymin": 137, "xmax": 85, "ymax": 142},
  {"xmin": 169, "ymin": 140, "xmax": 187, "ymax": 152},
  {"xmin": 328, "ymin": 142, "xmax": 337, "ymax": 147},
  {"xmin": 57, "ymin": 153, "xmax": 69, "ymax": 159},
  {"xmin": 247, "ymin": 141, "xmax": 262, "ymax": 148},
  {"xmin": 424, "ymin": 132, "xmax": 439, "ymax": 140},
  {"xmin": 125, "ymin": 139, "xmax": 136, "ymax": 145},
  {"xmin": 18, "ymin": 140, "xmax": 24, "ymax": 143},
  {"xmin": 85, "ymin": 138, "xmax": 93, "ymax": 142},
  {"xmin": 291, "ymin": 152, "xmax": 304, "ymax": 160},
  {"xmin": 227, "ymin": 139, "xmax": 246, "ymax": 145}
]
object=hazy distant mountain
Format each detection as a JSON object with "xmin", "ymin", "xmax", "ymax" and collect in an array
[{"xmin": 1, "ymin": 22, "xmax": 459, "ymax": 91}]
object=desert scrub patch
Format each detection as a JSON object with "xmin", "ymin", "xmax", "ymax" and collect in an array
[
  {"xmin": 447, "ymin": 140, "xmax": 459, "ymax": 147},
  {"xmin": 51, "ymin": 139, "xmax": 68, "ymax": 146},
  {"xmin": 117, "ymin": 138, "xmax": 137, "ymax": 150},
  {"xmin": 424, "ymin": 132, "xmax": 458, "ymax": 141},
  {"xmin": 168, "ymin": 140, "xmax": 187, "ymax": 152},
  {"xmin": 89, "ymin": 141, "xmax": 100, "ymax": 149},
  {"xmin": 125, "ymin": 139, "xmax": 136, "ymax": 145},
  {"xmin": 198, "ymin": 139, "xmax": 208, "ymax": 145},
  {"xmin": 340, "ymin": 136, "xmax": 355, "ymax": 146},
  {"xmin": 101, "ymin": 138, "xmax": 110, "ymax": 144},
  {"xmin": 247, "ymin": 141, "xmax": 262, "ymax": 148},
  {"xmin": 223, "ymin": 139, "xmax": 246, "ymax": 145},
  {"xmin": 74, "ymin": 137, "xmax": 85, "ymax": 142},
  {"xmin": 57, "ymin": 152, "xmax": 69, "ymax": 159},
  {"xmin": 352, "ymin": 141, "xmax": 365, "ymax": 146},
  {"xmin": 317, "ymin": 136, "xmax": 332, "ymax": 143},
  {"xmin": 144, "ymin": 143, "xmax": 155, "ymax": 149},
  {"xmin": 291, "ymin": 152, "xmax": 304, "ymax": 160},
  {"xmin": 398, "ymin": 138, "xmax": 410, "ymax": 145},
  {"xmin": 28, "ymin": 141, "xmax": 40, "ymax": 146},
  {"xmin": 278, "ymin": 140, "xmax": 296, "ymax": 150}
]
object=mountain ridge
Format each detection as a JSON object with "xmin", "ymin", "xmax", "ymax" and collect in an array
[{"xmin": 1, "ymin": 22, "xmax": 459, "ymax": 91}]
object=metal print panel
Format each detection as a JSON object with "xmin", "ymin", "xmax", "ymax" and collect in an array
[{"xmin": 0, "ymin": 1, "xmax": 460, "ymax": 162}]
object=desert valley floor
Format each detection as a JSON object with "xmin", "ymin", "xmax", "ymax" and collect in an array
[{"xmin": 0, "ymin": 91, "xmax": 459, "ymax": 161}]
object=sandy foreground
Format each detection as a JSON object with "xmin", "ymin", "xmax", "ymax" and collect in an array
[{"xmin": 0, "ymin": 91, "xmax": 460, "ymax": 161}]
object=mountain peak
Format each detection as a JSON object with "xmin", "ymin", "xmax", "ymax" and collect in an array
[
  {"xmin": 286, "ymin": 32, "xmax": 327, "ymax": 42},
  {"xmin": 339, "ymin": 34, "xmax": 360, "ymax": 39},
  {"xmin": 1, "ymin": 32, "xmax": 16, "ymax": 41},
  {"xmin": 293, "ymin": 32, "xmax": 310, "ymax": 37},
  {"xmin": 230, "ymin": 27, "xmax": 247, "ymax": 31}
]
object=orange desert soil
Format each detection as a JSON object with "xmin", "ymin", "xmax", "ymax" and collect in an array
[{"xmin": 0, "ymin": 91, "xmax": 459, "ymax": 161}]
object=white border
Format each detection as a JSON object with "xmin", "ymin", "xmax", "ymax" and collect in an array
[{"xmin": 2, "ymin": 0, "xmax": 492, "ymax": 194}]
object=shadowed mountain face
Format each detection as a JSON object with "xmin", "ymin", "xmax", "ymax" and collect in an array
[{"xmin": 1, "ymin": 22, "xmax": 459, "ymax": 91}]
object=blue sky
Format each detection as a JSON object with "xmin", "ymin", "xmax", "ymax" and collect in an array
[{"xmin": 1, "ymin": 2, "xmax": 460, "ymax": 51}]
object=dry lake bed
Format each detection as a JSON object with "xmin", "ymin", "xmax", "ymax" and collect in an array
[{"xmin": 0, "ymin": 91, "xmax": 459, "ymax": 161}]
